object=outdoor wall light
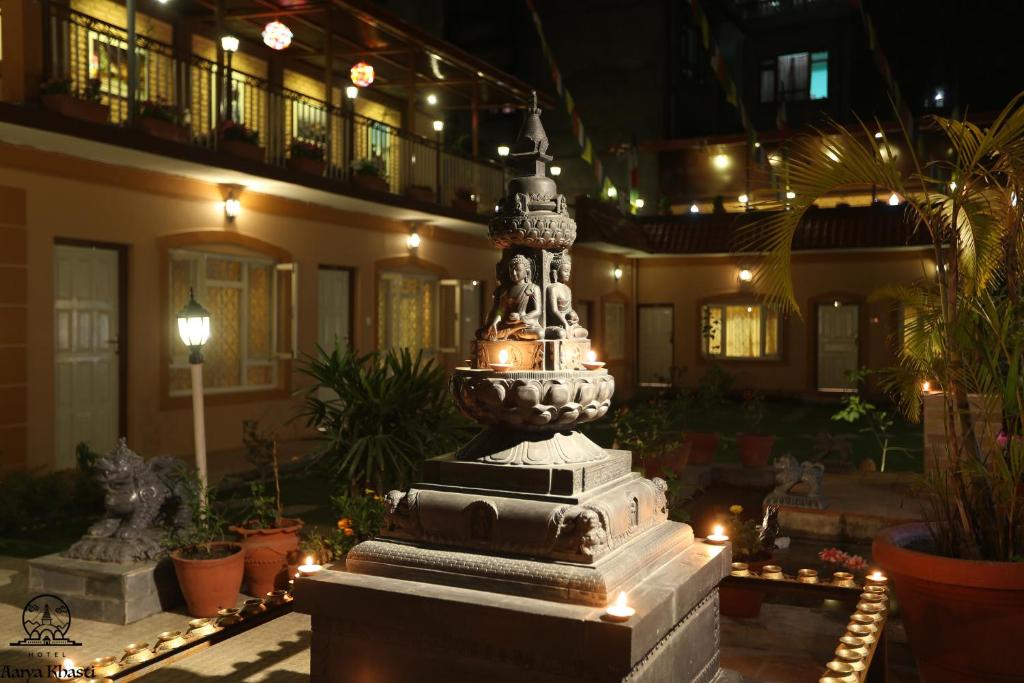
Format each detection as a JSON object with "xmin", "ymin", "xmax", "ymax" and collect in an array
[
  {"xmin": 220, "ymin": 35, "xmax": 240, "ymax": 53},
  {"xmin": 690, "ymin": 202, "xmax": 700, "ymax": 214},
  {"xmin": 753, "ymin": 142, "xmax": 761, "ymax": 149},
  {"xmin": 550, "ymin": 165, "xmax": 562, "ymax": 176},
  {"xmin": 738, "ymin": 269, "xmax": 753, "ymax": 282},
  {"xmin": 426, "ymin": 93, "xmax": 438, "ymax": 106},
  {"xmin": 712, "ymin": 153, "xmax": 730, "ymax": 170},
  {"xmin": 497, "ymin": 145, "xmax": 510, "ymax": 157},
  {"xmin": 612, "ymin": 265, "xmax": 623, "ymax": 281},
  {"xmin": 949, "ymin": 181, "xmax": 957, "ymax": 191},
  {"xmin": 633, "ymin": 198, "xmax": 645, "ymax": 209},
  {"xmin": 874, "ymin": 131, "xmax": 884, "ymax": 139},
  {"xmin": 786, "ymin": 190, "xmax": 796, "ymax": 200},
  {"xmin": 432, "ymin": 120, "xmax": 444, "ymax": 133},
  {"xmin": 177, "ymin": 289, "xmax": 211, "ymax": 486},
  {"xmin": 606, "ymin": 186, "xmax": 618, "ymax": 199},
  {"xmin": 738, "ymin": 194, "xmax": 749, "ymax": 204},
  {"xmin": 224, "ymin": 191, "xmax": 241, "ymax": 220},
  {"xmin": 345, "ymin": 85, "xmax": 359, "ymax": 99},
  {"xmin": 407, "ymin": 230, "xmax": 422, "ymax": 250},
  {"xmin": 888, "ymin": 192, "xmax": 901, "ymax": 206}
]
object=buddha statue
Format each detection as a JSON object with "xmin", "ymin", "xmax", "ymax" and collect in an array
[
  {"xmin": 477, "ymin": 254, "xmax": 543, "ymax": 341},
  {"xmin": 545, "ymin": 252, "xmax": 588, "ymax": 340}
]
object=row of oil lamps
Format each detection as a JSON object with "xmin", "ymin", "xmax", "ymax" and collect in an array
[
  {"xmin": 53, "ymin": 562, "xmax": 325, "ymax": 682},
  {"xmin": 820, "ymin": 585, "xmax": 890, "ymax": 682}
]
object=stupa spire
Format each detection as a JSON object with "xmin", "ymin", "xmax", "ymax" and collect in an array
[{"xmin": 511, "ymin": 90, "xmax": 553, "ymax": 177}]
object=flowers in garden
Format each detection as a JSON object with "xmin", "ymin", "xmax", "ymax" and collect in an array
[
  {"xmin": 729, "ymin": 504, "xmax": 744, "ymax": 515},
  {"xmin": 337, "ymin": 517, "xmax": 354, "ymax": 537},
  {"xmin": 819, "ymin": 547, "xmax": 868, "ymax": 571}
]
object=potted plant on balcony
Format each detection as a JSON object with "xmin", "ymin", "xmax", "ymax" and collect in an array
[
  {"xmin": 165, "ymin": 475, "xmax": 245, "ymax": 618},
  {"xmin": 747, "ymin": 95, "xmax": 1024, "ymax": 682},
  {"xmin": 736, "ymin": 391, "xmax": 774, "ymax": 468},
  {"xmin": 350, "ymin": 158, "xmax": 388, "ymax": 194},
  {"xmin": 452, "ymin": 186, "xmax": 478, "ymax": 214},
  {"xmin": 229, "ymin": 421, "xmax": 303, "ymax": 597},
  {"xmin": 40, "ymin": 77, "xmax": 110, "ymax": 125},
  {"xmin": 219, "ymin": 120, "xmax": 264, "ymax": 163},
  {"xmin": 136, "ymin": 99, "xmax": 188, "ymax": 143},
  {"xmin": 404, "ymin": 184, "xmax": 435, "ymax": 203},
  {"xmin": 287, "ymin": 139, "xmax": 325, "ymax": 176}
]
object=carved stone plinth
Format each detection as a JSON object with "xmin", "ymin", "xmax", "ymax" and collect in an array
[{"xmin": 474, "ymin": 339, "xmax": 592, "ymax": 371}]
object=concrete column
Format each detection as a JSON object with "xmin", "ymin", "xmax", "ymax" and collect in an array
[{"xmin": 0, "ymin": 185, "xmax": 28, "ymax": 470}]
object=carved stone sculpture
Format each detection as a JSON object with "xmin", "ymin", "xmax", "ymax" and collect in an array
[
  {"xmin": 64, "ymin": 439, "xmax": 190, "ymax": 563},
  {"xmin": 764, "ymin": 454, "xmax": 827, "ymax": 510},
  {"xmin": 545, "ymin": 252, "xmax": 588, "ymax": 340},
  {"xmin": 476, "ymin": 254, "xmax": 543, "ymax": 341}
]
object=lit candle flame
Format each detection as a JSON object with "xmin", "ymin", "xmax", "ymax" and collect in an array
[
  {"xmin": 498, "ymin": 349, "xmax": 509, "ymax": 364},
  {"xmin": 869, "ymin": 571, "xmax": 885, "ymax": 581},
  {"xmin": 713, "ymin": 524, "xmax": 724, "ymax": 537},
  {"xmin": 586, "ymin": 350, "xmax": 597, "ymax": 363},
  {"xmin": 614, "ymin": 591, "xmax": 628, "ymax": 609},
  {"xmin": 304, "ymin": 555, "xmax": 313, "ymax": 566},
  {"xmin": 922, "ymin": 380, "xmax": 931, "ymax": 393}
]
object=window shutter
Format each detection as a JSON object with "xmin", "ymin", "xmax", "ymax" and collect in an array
[{"xmin": 275, "ymin": 262, "xmax": 298, "ymax": 359}]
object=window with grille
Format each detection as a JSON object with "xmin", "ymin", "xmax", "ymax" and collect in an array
[
  {"xmin": 701, "ymin": 303, "xmax": 781, "ymax": 359},
  {"xmin": 378, "ymin": 272, "xmax": 438, "ymax": 354},
  {"xmin": 168, "ymin": 248, "xmax": 279, "ymax": 395},
  {"xmin": 760, "ymin": 51, "xmax": 828, "ymax": 102}
]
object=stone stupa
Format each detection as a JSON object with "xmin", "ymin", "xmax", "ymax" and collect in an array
[{"xmin": 296, "ymin": 97, "xmax": 731, "ymax": 682}]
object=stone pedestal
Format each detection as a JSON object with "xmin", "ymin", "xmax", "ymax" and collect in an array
[
  {"xmin": 28, "ymin": 554, "xmax": 182, "ymax": 624},
  {"xmin": 296, "ymin": 539, "xmax": 730, "ymax": 682}
]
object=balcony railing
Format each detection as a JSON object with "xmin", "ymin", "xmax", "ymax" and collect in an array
[{"xmin": 42, "ymin": 6, "xmax": 504, "ymax": 214}]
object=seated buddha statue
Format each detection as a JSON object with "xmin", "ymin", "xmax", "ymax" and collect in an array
[
  {"xmin": 477, "ymin": 254, "xmax": 543, "ymax": 341},
  {"xmin": 545, "ymin": 253, "xmax": 588, "ymax": 340}
]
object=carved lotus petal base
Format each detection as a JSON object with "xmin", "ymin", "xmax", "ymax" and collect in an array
[
  {"xmin": 451, "ymin": 369, "xmax": 614, "ymax": 432},
  {"xmin": 454, "ymin": 428, "xmax": 608, "ymax": 466},
  {"xmin": 488, "ymin": 213, "xmax": 577, "ymax": 250}
]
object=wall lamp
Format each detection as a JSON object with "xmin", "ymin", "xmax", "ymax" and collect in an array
[{"xmin": 613, "ymin": 265, "xmax": 624, "ymax": 281}]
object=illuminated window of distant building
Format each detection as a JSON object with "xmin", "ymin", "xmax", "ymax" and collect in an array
[
  {"xmin": 378, "ymin": 272, "xmax": 437, "ymax": 354},
  {"xmin": 169, "ymin": 249, "xmax": 279, "ymax": 395},
  {"xmin": 809, "ymin": 51, "xmax": 828, "ymax": 100},
  {"xmin": 702, "ymin": 303, "xmax": 780, "ymax": 359},
  {"xmin": 762, "ymin": 51, "xmax": 828, "ymax": 102}
]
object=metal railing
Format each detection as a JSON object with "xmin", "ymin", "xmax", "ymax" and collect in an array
[{"xmin": 42, "ymin": 6, "xmax": 504, "ymax": 215}]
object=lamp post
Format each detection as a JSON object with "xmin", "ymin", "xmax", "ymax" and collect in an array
[
  {"xmin": 433, "ymin": 119, "xmax": 444, "ymax": 204},
  {"xmin": 221, "ymin": 35, "xmax": 239, "ymax": 122},
  {"xmin": 177, "ymin": 289, "xmax": 211, "ymax": 486}
]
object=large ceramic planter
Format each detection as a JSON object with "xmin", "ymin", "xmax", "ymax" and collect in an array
[
  {"xmin": 874, "ymin": 522, "xmax": 1024, "ymax": 683},
  {"xmin": 170, "ymin": 542, "xmax": 245, "ymax": 617},
  {"xmin": 720, "ymin": 556, "xmax": 774, "ymax": 618},
  {"xmin": 736, "ymin": 433, "xmax": 775, "ymax": 468},
  {"xmin": 352, "ymin": 173, "xmax": 389, "ymax": 193},
  {"xmin": 41, "ymin": 94, "xmax": 110, "ymax": 124},
  {"xmin": 220, "ymin": 138, "xmax": 265, "ymax": 163},
  {"xmin": 287, "ymin": 157, "xmax": 325, "ymax": 176},
  {"xmin": 138, "ymin": 116, "xmax": 188, "ymax": 143},
  {"xmin": 641, "ymin": 442, "xmax": 692, "ymax": 478},
  {"xmin": 684, "ymin": 432, "xmax": 719, "ymax": 465},
  {"xmin": 230, "ymin": 518, "xmax": 304, "ymax": 597}
]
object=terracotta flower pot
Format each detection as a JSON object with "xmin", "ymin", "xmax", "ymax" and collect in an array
[
  {"xmin": 736, "ymin": 433, "xmax": 775, "ymax": 468},
  {"xmin": 683, "ymin": 432, "xmax": 719, "ymax": 465},
  {"xmin": 874, "ymin": 522, "xmax": 1024, "ymax": 683},
  {"xmin": 287, "ymin": 157, "xmax": 325, "ymax": 176},
  {"xmin": 170, "ymin": 542, "xmax": 245, "ymax": 617},
  {"xmin": 352, "ymin": 172, "xmax": 389, "ymax": 193},
  {"xmin": 230, "ymin": 518, "xmax": 304, "ymax": 597},
  {"xmin": 220, "ymin": 138, "xmax": 265, "ymax": 163},
  {"xmin": 41, "ymin": 94, "xmax": 110, "ymax": 124},
  {"xmin": 720, "ymin": 556, "xmax": 774, "ymax": 618},
  {"xmin": 138, "ymin": 116, "xmax": 188, "ymax": 143},
  {"xmin": 641, "ymin": 442, "xmax": 692, "ymax": 478}
]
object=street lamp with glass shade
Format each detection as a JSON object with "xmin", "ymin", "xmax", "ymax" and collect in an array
[
  {"xmin": 497, "ymin": 145, "xmax": 510, "ymax": 158},
  {"xmin": 177, "ymin": 289, "xmax": 212, "ymax": 486},
  {"xmin": 345, "ymin": 85, "xmax": 358, "ymax": 100}
]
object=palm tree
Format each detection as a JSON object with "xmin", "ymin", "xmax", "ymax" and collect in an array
[{"xmin": 742, "ymin": 96, "xmax": 1024, "ymax": 560}]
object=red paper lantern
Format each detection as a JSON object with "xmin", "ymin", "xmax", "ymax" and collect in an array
[
  {"xmin": 350, "ymin": 62, "xmax": 375, "ymax": 88},
  {"xmin": 262, "ymin": 21, "xmax": 292, "ymax": 50}
]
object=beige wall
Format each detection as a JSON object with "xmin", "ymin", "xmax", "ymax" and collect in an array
[
  {"xmin": 637, "ymin": 251, "xmax": 930, "ymax": 395},
  {"xmin": 0, "ymin": 147, "xmax": 630, "ymax": 470}
]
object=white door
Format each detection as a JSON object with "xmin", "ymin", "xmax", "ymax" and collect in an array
[
  {"xmin": 54, "ymin": 244, "xmax": 120, "ymax": 468},
  {"xmin": 817, "ymin": 302, "xmax": 859, "ymax": 391},
  {"xmin": 317, "ymin": 267, "xmax": 351, "ymax": 352},
  {"xmin": 638, "ymin": 305, "xmax": 674, "ymax": 386}
]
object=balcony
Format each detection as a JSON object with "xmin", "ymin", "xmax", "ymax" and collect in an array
[{"xmin": 23, "ymin": 4, "xmax": 511, "ymax": 219}]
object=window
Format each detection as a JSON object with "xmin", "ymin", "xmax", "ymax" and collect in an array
[
  {"xmin": 378, "ymin": 272, "xmax": 437, "ymax": 353},
  {"xmin": 760, "ymin": 51, "xmax": 828, "ymax": 102},
  {"xmin": 169, "ymin": 249, "xmax": 279, "ymax": 395},
  {"xmin": 702, "ymin": 303, "xmax": 780, "ymax": 359}
]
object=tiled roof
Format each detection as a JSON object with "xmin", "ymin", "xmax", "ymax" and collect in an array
[{"xmin": 574, "ymin": 197, "xmax": 930, "ymax": 254}]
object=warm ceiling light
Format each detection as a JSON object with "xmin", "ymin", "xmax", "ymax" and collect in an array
[
  {"xmin": 712, "ymin": 153, "xmax": 730, "ymax": 170},
  {"xmin": 824, "ymin": 148, "xmax": 839, "ymax": 162},
  {"xmin": 261, "ymin": 21, "xmax": 292, "ymax": 50},
  {"xmin": 345, "ymin": 85, "xmax": 358, "ymax": 99},
  {"xmin": 690, "ymin": 202, "xmax": 700, "ymax": 214},
  {"xmin": 888, "ymin": 192, "xmax": 900, "ymax": 206},
  {"xmin": 407, "ymin": 231, "xmax": 421, "ymax": 250},
  {"xmin": 497, "ymin": 145, "xmax": 510, "ymax": 157},
  {"xmin": 738, "ymin": 194, "xmax": 749, "ymax": 204},
  {"xmin": 432, "ymin": 120, "xmax": 444, "ymax": 133},
  {"xmin": 754, "ymin": 142, "xmax": 761, "ymax": 149},
  {"xmin": 550, "ymin": 166, "xmax": 562, "ymax": 176},
  {"xmin": 220, "ymin": 35, "xmax": 240, "ymax": 53},
  {"xmin": 786, "ymin": 190, "xmax": 796, "ymax": 200},
  {"xmin": 350, "ymin": 62, "xmax": 375, "ymax": 87},
  {"xmin": 606, "ymin": 186, "xmax": 618, "ymax": 199},
  {"xmin": 768, "ymin": 154, "xmax": 781, "ymax": 167},
  {"xmin": 426, "ymin": 93, "xmax": 438, "ymax": 106},
  {"xmin": 738, "ymin": 269, "xmax": 753, "ymax": 282},
  {"xmin": 949, "ymin": 180, "xmax": 957, "ymax": 191},
  {"xmin": 874, "ymin": 131, "xmax": 884, "ymax": 139}
]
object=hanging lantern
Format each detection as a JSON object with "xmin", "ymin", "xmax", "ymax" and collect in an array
[
  {"xmin": 262, "ymin": 21, "xmax": 292, "ymax": 50},
  {"xmin": 350, "ymin": 62, "xmax": 375, "ymax": 88}
]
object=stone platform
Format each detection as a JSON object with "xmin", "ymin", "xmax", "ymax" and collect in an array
[
  {"xmin": 295, "ymin": 539, "xmax": 731, "ymax": 682},
  {"xmin": 28, "ymin": 554, "xmax": 182, "ymax": 624}
]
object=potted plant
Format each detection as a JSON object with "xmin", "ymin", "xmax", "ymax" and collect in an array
[
  {"xmin": 40, "ymin": 77, "xmax": 110, "ymax": 125},
  {"xmin": 684, "ymin": 366, "xmax": 733, "ymax": 464},
  {"xmin": 736, "ymin": 391, "xmax": 774, "ymax": 468},
  {"xmin": 719, "ymin": 504, "xmax": 776, "ymax": 617},
  {"xmin": 166, "ymin": 476, "xmax": 244, "ymax": 618},
  {"xmin": 830, "ymin": 370, "xmax": 913, "ymax": 472},
  {"xmin": 611, "ymin": 399, "xmax": 688, "ymax": 478},
  {"xmin": 287, "ymin": 139, "xmax": 325, "ymax": 176},
  {"xmin": 748, "ymin": 95, "xmax": 1024, "ymax": 682},
  {"xmin": 452, "ymin": 186, "xmax": 478, "ymax": 214},
  {"xmin": 136, "ymin": 99, "xmax": 188, "ymax": 143},
  {"xmin": 404, "ymin": 184, "xmax": 435, "ymax": 203},
  {"xmin": 229, "ymin": 421, "xmax": 303, "ymax": 597},
  {"xmin": 218, "ymin": 119, "xmax": 264, "ymax": 162},
  {"xmin": 350, "ymin": 158, "xmax": 389, "ymax": 194}
]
